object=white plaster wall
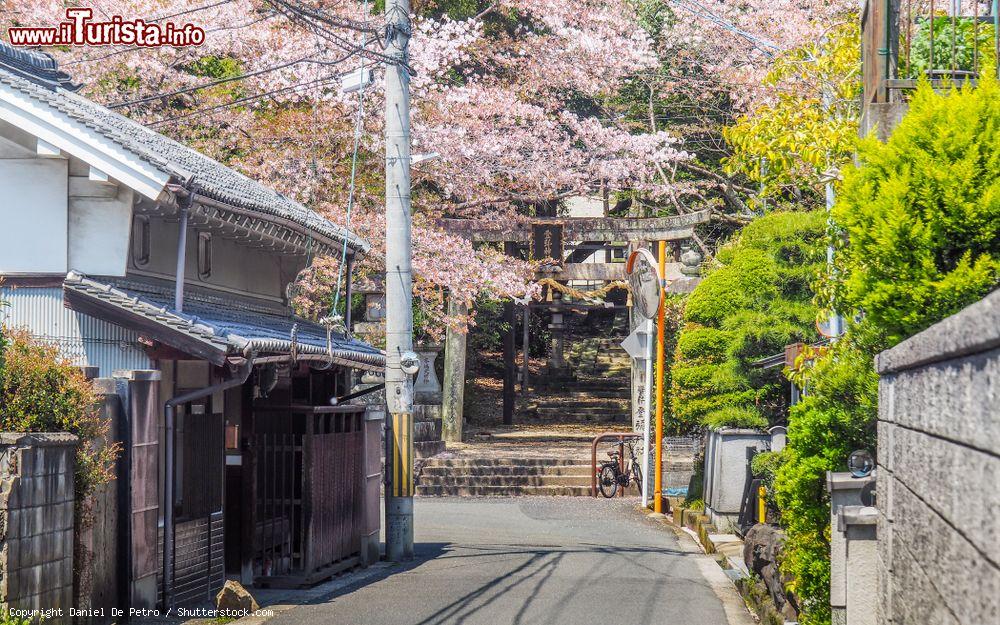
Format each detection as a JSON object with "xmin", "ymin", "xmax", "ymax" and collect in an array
[
  {"xmin": 0, "ymin": 157, "xmax": 68, "ymax": 273},
  {"xmin": 68, "ymin": 185, "xmax": 133, "ymax": 276},
  {"xmin": 129, "ymin": 214, "xmax": 303, "ymax": 301}
]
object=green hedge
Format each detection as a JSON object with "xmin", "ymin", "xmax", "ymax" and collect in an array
[
  {"xmin": 670, "ymin": 210, "xmax": 826, "ymax": 433},
  {"xmin": 778, "ymin": 76, "xmax": 1000, "ymax": 625}
]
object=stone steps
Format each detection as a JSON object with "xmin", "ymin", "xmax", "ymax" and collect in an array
[
  {"xmin": 534, "ymin": 406, "xmax": 628, "ymax": 417},
  {"xmin": 416, "ymin": 484, "xmax": 593, "ymax": 497},
  {"xmin": 417, "ymin": 457, "xmax": 596, "ymax": 497},
  {"xmin": 423, "ymin": 457, "xmax": 583, "ymax": 467},
  {"xmin": 532, "ymin": 398, "xmax": 629, "ymax": 409},
  {"xmin": 421, "ymin": 465, "xmax": 591, "ymax": 477},
  {"xmin": 418, "ymin": 474, "xmax": 593, "ymax": 487}
]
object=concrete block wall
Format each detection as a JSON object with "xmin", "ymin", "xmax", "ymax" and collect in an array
[
  {"xmin": 703, "ymin": 428, "xmax": 770, "ymax": 528},
  {"xmin": 875, "ymin": 288, "xmax": 1000, "ymax": 625},
  {"xmin": 0, "ymin": 432, "xmax": 78, "ymax": 616}
]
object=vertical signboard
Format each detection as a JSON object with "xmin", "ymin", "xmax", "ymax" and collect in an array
[{"xmin": 531, "ymin": 223, "xmax": 563, "ymax": 262}]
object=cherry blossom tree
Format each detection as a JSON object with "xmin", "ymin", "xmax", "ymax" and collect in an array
[{"xmin": 2, "ymin": 0, "xmax": 691, "ymax": 336}]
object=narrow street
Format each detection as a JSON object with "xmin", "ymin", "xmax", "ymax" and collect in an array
[{"xmin": 270, "ymin": 498, "xmax": 753, "ymax": 625}]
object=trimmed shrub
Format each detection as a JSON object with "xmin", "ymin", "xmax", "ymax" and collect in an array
[
  {"xmin": 0, "ymin": 328, "xmax": 119, "ymax": 504},
  {"xmin": 779, "ymin": 77, "xmax": 1000, "ymax": 625},
  {"xmin": 670, "ymin": 211, "xmax": 826, "ymax": 433}
]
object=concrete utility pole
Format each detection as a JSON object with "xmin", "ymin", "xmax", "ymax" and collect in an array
[{"xmin": 384, "ymin": 0, "xmax": 414, "ymax": 561}]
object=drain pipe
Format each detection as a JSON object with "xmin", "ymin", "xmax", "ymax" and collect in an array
[
  {"xmin": 162, "ymin": 359, "xmax": 252, "ymax": 609},
  {"xmin": 174, "ymin": 181, "xmax": 196, "ymax": 313}
]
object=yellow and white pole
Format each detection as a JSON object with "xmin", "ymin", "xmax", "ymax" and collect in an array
[{"xmin": 653, "ymin": 241, "xmax": 667, "ymax": 514}]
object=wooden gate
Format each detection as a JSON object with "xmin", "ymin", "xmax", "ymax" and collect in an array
[{"xmin": 253, "ymin": 405, "xmax": 366, "ymax": 586}]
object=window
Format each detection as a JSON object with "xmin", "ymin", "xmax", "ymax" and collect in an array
[
  {"xmin": 132, "ymin": 215, "xmax": 150, "ymax": 266},
  {"xmin": 197, "ymin": 231, "xmax": 212, "ymax": 280}
]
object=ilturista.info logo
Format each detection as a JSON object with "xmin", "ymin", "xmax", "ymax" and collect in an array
[{"xmin": 7, "ymin": 7, "xmax": 205, "ymax": 47}]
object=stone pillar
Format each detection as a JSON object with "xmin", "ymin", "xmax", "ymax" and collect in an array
[
  {"xmin": 828, "ymin": 471, "xmax": 877, "ymax": 625},
  {"xmin": 441, "ymin": 298, "xmax": 468, "ymax": 443},
  {"xmin": 548, "ymin": 292, "xmax": 566, "ymax": 373},
  {"xmin": 413, "ymin": 345, "xmax": 442, "ymax": 405},
  {"xmin": 411, "ymin": 344, "xmax": 445, "ymax": 457},
  {"xmin": 0, "ymin": 432, "xmax": 78, "ymax": 620}
]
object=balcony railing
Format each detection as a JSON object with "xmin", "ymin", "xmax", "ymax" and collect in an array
[{"xmin": 863, "ymin": 0, "xmax": 1000, "ymax": 105}]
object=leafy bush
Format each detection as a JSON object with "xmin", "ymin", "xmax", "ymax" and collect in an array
[
  {"xmin": 671, "ymin": 211, "xmax": 826, "ymax": 433},
  {"xmin": 750, "ymin": 449, "xmax": 785, "ymax": 511},
  {"xmin": 0, "ymin": 328, "xmax": 119, "ymax": 506},
  {"xmin": 827, "ymin": 77, "xmax": 1000, "ymax": 345},
  {"xmin": 774, "ymin": 338, "xmax": 878, "ymax": 625},
  {"xmin": 779, "ymin": 77, "xmax": 1000, "ymax": 625}
]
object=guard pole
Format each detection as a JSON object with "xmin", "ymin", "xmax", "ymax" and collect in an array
[{"xmin": 653, "ymin": 240, "xmax": 667, "ymax": 514}]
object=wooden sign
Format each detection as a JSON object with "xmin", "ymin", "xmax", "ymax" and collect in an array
[{"xmin": 531, "ymin": 223, "xmax": 563, "ymax": 262}]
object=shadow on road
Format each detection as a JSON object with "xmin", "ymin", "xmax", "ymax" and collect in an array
[{"xmin": 289, "ymin": 540, "xmax": 703, "ymax": 625}]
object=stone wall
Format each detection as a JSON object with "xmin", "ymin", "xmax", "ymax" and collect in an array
[
  {"xmin": 0, "ymin": 432, "xmax": 78, "ymax": 617},
  {"xmin": 703, "ymin": 428, "xmax": 770, "ymax": 527},
  {"xmin": 875, "ymin": 288, "xmax": 1000, "ymax": 625}
]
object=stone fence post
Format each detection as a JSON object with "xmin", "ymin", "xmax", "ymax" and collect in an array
[
  {"xmin": 0, "ymin": 432, "xmax": 78, "ymax": 620},
  {"xmin": 828, "ymin": 471, "xmax": 877, "ymax": 625}
]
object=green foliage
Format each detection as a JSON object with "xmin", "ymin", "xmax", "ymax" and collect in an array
[
  {"xmin": 904, "ymin": 17, "xmax": 997, "ymax": 79},
  {"xmin": 828, "ymin": 77, "xmax": 1000, "ymax": 345},
  {"xmin": 0, "ymin": 329, "xmax": 119, "ymax": 508},
  {"xmin": 671, "ymin": 211, "xmax": 826, "ymax": 433},
  {"xmin": 750, "ymin": 450, "xmax": 785, "ymax": 511},
  {"xmin": 723, "ymin": 21, "xmax": 860, "ymax": 209},
  {"xmin": 774, "ymin": 338, "xmax": 878, "ymax": 625},
  {"xmin": 703, "ymin": 405, "xmax": 768, "ymax": 430},
  {"xmin": 184, "ymin": 55, "xmax": 242, "ymax": 79},
  {"xmin": 468, "ymin": 295, "xmax": 510, "ymax": 355},
  {"xmin": 778, "ymin": 78, "xmax": 1000, "ymax": 624},
  {"xmin": 1, "ymin": 611, "xmax": 35, "ymax": 625}
]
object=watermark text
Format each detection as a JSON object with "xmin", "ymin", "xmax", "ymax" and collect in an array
[{"xmin": 8, "ymin": 8, "xmax": 205, "ymax": 47}]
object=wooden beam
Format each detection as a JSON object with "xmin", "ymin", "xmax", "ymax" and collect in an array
[
  {"xmin": 502, "ymin": 242, "xmax": 517, "ymax": 425},
  {"xmin": 538, "ymin": 263, "xmax": 625, "ymax": 281},
  {"xmin": 536, "ymin": 261, "xmax": 689, "ymax": 283},
  {"xmin": 439, "ymin": 210, "xmax": 710, "ymax": 243}
]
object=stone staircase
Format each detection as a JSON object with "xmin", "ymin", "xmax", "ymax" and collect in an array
[
  {"xmin": 417, "ymin": 457, "xmax": 596, "ymax": 496},
  {"xmin": 526, "ymin": 336, "xmax": 632, "ymax": 424}
]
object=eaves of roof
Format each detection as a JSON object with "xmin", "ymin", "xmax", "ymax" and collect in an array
[{"xmin": 63, "ymin": 272, "xmax": 385, "ymax": 371}]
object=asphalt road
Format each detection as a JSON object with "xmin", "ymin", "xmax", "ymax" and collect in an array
[{"xmin": 269, "ymin": 497, "xmax": 754, "ymax": 625}]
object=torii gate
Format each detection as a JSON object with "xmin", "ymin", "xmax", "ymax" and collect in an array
[{"xmin": 438, "ymin": 210, "xmax": 711, "ymax": 439}]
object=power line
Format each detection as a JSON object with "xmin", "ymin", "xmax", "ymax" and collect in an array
[
  {"xmin": 331, "ymin": 0, "xmax": 370, "ymax": 317},
  {"xmin": 147, "ymin": 72, "xmax": 340, "ymax": 126}
]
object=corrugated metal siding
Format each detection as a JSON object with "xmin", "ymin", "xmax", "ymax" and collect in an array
[{"xmin": 1, "ymin": 286, "xmax": 151, "ymax": 375}]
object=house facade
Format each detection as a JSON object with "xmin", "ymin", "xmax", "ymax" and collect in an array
[{"xmin": 0, "ymin": 42, "xmax": 383, "ymax": 609}]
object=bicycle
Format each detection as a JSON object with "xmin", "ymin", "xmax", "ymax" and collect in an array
[{"xmin": 597, "ymin": 439, "xmax": 643, "ymax": 498}]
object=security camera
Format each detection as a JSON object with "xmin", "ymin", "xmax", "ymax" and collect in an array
[{"xmin": 400, "ymin": 351, "xmax": 420, "ymax": 376}]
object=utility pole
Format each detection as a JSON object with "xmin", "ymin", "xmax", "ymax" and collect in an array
[
  {"xmin": 384, "ymin": 0, "xmax": 414, "ymax": 562},
  {"xmin": 653, "ymin": 241, "xmax": 666, "ymax": 514}
]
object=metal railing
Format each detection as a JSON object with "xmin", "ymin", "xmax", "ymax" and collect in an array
[
  {"xmin": 590, "ymin": 431, "xmax": 643, "ymax": 497},
  {"xmin": 864, "ymin": 0, "xmax": 1000, "ymax": 106}
]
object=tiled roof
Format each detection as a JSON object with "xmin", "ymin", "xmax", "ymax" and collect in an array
[
  {"xmin": 63, "ymin": 272, "xmax": 384, "ymax": 371},
  {"xmin": 0, "ymin": 41, "xmax": 367, "ymax": 253}
]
